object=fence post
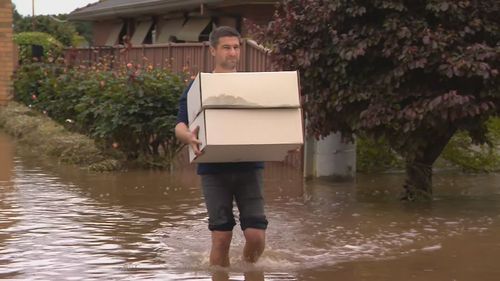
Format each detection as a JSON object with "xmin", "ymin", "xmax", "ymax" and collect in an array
[
  {"xmin": 168, "ymin": 43, "xmax": 172, "ymax": 70},
  {"xmin": 202, "ymin": 42, "xmax": 206, "ymax": 72},
  {"xmin": 243, "ymin": 39, "xmax": 249, "ymax": 72}
]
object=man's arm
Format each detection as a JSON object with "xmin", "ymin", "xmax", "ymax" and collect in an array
[
  {"xmin": 175, "ymin": 122, "xmax": 203, "ymax": 156},
  {"xmin": 175, "ymin": 80, "xmax": 203, "ymax": 156}
]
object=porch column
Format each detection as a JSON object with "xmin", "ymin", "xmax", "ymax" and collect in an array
[{"xmin": 304, "ymin": 133, "xmax": 356, "ymax": 180}]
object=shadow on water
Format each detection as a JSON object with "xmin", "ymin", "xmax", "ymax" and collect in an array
[{"xmin": 1, "ymin": 132, "xmax": 500, "ymax": 280}]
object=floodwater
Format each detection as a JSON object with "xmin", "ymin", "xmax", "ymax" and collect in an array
[{"xmin": 0, "ymin": 132, "xmax": 499, "ymax": 281}]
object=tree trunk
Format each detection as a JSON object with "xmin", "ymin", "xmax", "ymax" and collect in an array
[
  {"xmin": 402, "ymin": 161, "xmax": 433, "ymax": 201},
  {"xmin": 401, "ymin": 129, "xmax": 456, "ymax": 201}
]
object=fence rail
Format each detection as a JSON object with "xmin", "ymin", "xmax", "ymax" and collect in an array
[{"xmin": 64, "ymin": 40, "xmax": 272, "ymax": 73}]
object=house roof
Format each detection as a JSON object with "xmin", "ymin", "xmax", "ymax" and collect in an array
[{"xmin": 69, "ymin": 0, "xmax": 277, "ymax": 21}]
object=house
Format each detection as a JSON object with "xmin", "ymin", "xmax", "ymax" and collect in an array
[{"xmin": 68, "ymin": 0, "xmax": 278, "ymax": 46}]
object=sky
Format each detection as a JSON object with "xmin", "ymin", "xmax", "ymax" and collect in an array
[{"xmin": 12, "ymin": 0, "xmax": 100, "ymax": 16}]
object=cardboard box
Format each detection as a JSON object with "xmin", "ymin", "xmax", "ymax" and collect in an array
[
  {"xmin": 187, "ymin": 71, "xmax": 300, "ymax": 124},
  {"xmin": 189, "ymin": 108, "xmax": 303, "ymax": 163}
]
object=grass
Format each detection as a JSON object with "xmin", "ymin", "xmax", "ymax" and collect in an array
[{"xmin": 0, "ymin": 102, "xmax": 123, "ymax": 171}]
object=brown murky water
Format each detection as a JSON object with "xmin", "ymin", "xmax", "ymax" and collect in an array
[{"xmin": 1, "ymin": 132, "xmax": 499, "ymax": 280}]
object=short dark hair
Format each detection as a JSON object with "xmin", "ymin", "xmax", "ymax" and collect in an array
[{"xmin": 209, "ymin": 26, "xmax": 241, "ymax": 47}]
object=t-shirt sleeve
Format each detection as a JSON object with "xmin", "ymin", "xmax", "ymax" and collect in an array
[{"xmin": 176, "ymin": 83, "xmax": 191, "ymax": 125}]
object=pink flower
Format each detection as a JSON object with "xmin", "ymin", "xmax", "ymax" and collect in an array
[
  {"xmin": 31, "ymin": 94, "xmax": 37, "ymax": 100},
  {"xmin": 126, "ymin": 63, "xmax": 133, "ymax": 69}
]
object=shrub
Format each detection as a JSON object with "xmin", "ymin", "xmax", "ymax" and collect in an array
[
  {"xmin": 13, "ymin": 60, "xmax": 186, "ymax": 167},
  {"xmin": 442, "ymin": 118, "xmax": 500, "ymax": 172},
  {"xmin": 13, "ymin": 31, "xmax": 63, "ymax": 61}
]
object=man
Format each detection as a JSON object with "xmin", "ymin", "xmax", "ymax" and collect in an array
[{"xmin": 175, "ymin": 26, "xmax": 268, "ymax": 267}]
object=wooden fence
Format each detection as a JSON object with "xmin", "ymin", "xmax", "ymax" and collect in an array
[{"xmin": 64, "ymin": 39, "xmax": 273, "ymax": 73}]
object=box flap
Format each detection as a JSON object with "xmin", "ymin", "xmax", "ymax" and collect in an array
[
  {"xmin": 192, "ymin": 144, "xmax": 300, "ymax": 163},
  {"xmin": 187, "ymin": 71, "xmax": 301, "ymax": 124}
]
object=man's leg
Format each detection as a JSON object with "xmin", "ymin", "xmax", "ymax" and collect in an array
[
  {"xmin": 234, "ymin": 170, "xmax": 268, "ymax": 263},
  {"xmin": 201, "ymin": 174, "xmax": 237, "ymax": 267},
  {"xmin": 243, "ymin": 228, "xmax": 265, "ymax": 263},
  {"xmin": 244, "ymin": 269, "xmax": 265, "ymax": 281},
  {"xmin": 211, "ymin": 230, "xmax": 233, "ymax": 267},
  {"xmin": 211, "ymin": 269, "xmax": 230, "ymax": 281}
]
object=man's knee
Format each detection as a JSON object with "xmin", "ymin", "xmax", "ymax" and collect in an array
[
  {"xmin": 212, "ymin": 231, "xmax": 232, "ymax": 248},
  {"xmin": 209, "ymin": 220, "xmax": 236, "ymax": 231},
  {"xmin": 243, "ymin": 228, "xmax": 266, "ymax": 245},
  {"xmin": 240, "ymin": 216, "xmax": 268, "ymax": 231}
]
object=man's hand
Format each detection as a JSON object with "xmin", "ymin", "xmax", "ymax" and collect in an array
[
  {"xmin": 189, "ymin": 126, "xmax": 203, "ymax": 156},
  {"xmin": 175, "ymin": 122, "xmax": 204, "ymax": 156}
]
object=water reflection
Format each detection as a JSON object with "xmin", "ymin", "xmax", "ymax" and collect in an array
[
  {"xmin": 0, "ymin": 133, "xmax": 14, "ymax": 185},
  {"xmin": 0, "ymin": 132, "xmax": 499, "ymax": 280},
  {"xmin": 0, "ymin": 134, "xmax": 18, "ymax": 278}
]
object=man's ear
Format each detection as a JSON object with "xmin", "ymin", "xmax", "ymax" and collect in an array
[{"xmin": 209, "ymin": 46, "xmax": 216, "ymax": 57}]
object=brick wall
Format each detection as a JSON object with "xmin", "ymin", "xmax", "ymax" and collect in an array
[{"xmin": 0, "ymin": 0, "xmax": 13, "ymax": 106}]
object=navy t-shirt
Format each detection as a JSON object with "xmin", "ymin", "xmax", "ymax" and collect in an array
[{"xmin": 176, "ymin": 82, "xmax": 264, "ymax": 175}]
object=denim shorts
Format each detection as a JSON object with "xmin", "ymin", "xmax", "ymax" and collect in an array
[{"xmin": 201, "ymin": 169, "xmax": 268, "ymax": 231}]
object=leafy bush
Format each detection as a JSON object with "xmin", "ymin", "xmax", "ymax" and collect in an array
[
  {"xmin": 13, "ymin": 32, "xmax": 63, "ymax": 61},
  {"xmin": 357, "ymin": 117, "xmax": 500, "ymax": 173},
  {"xmin": 442, "ymin": 118, "xmax": 500, "ymax": 172},
  {"xmin": 13, "ymin": 60, "xmax": 186, "ymax": 167},
  {"xmin": 357, "ymin": 136, "xmax": 403, "ymax": 173}
]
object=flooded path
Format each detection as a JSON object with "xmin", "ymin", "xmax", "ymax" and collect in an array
[{"xmin": 1, "ymin": 132, "xmax": 499, "ymax": 280}]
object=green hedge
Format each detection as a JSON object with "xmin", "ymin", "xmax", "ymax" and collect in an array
[
  {"xmin": 13, "ymin": 61, "xmax": 186, "ymax": 167},
  {"xmin": 0, "ymin": 102, "xmax": 122, "ymax": 171},
  {"xmin": 356, "ymin": 136, "xmax": 404, "ymax": 173},
  {"xmin": 357, "ymin": 118, "xmax": 500, "ymax": 173},
  {"xmin": 441, "ymin": 118, "xmax": 500, "ymax": 172},
  {"xmin": 13, "ymin": 32, "xmax": 63, "ymax": 61}
]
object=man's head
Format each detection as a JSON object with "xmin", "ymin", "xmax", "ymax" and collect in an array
[{"xmin": 209, "ymin": 26, "xmax": 241, "ymax": 72}]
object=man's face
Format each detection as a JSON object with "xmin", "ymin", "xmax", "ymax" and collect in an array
[{"xmin": 210, "ymin": 36, "xmax": 240, "ymax": 72}]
